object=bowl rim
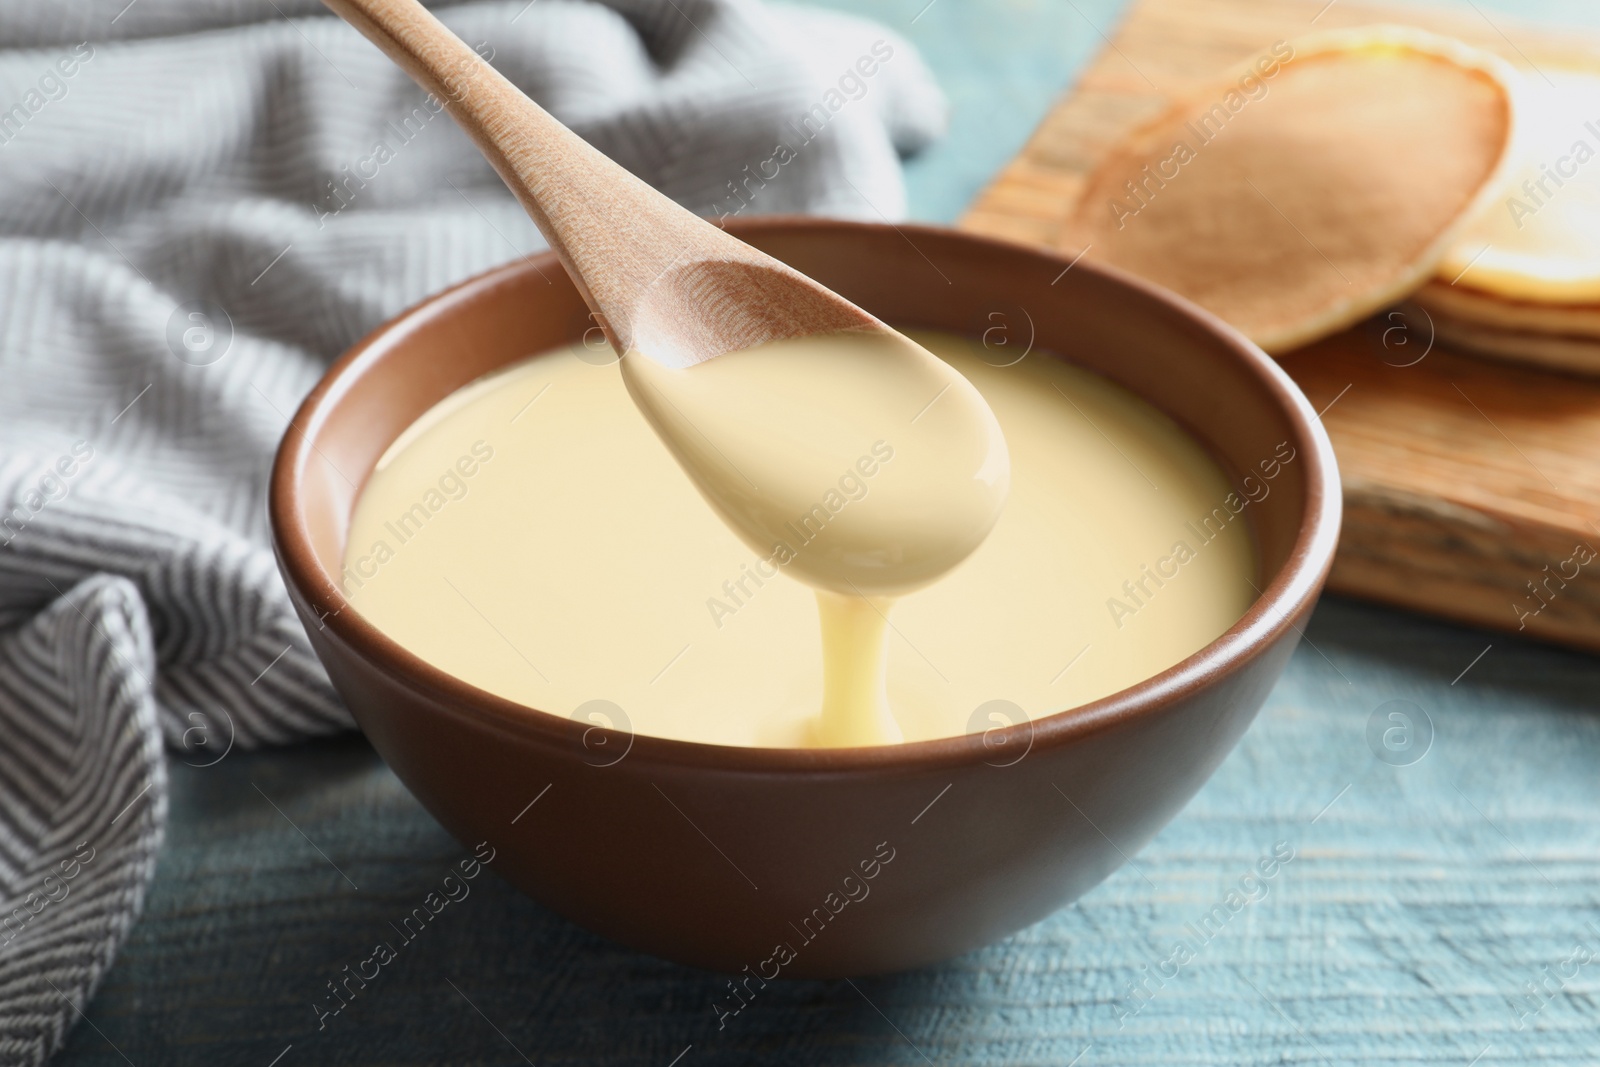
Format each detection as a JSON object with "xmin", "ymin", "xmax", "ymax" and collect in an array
[{"xmin": 270, "ymin": 216, "xmax": 1341, "ymax": 774}]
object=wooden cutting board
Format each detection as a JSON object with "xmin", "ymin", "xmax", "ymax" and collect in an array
[{"xmin": 959, "ymin": 0, "xmax": 1600, "ymax": 654}]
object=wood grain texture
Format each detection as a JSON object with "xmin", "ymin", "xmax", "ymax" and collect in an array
[
  {"xmin": 960, "ymin": 0, "xmax": 1600, "ymax": 652},
  {"xmin": 323, "ymin": 0, "xmax": 877, "ymax": 367}
]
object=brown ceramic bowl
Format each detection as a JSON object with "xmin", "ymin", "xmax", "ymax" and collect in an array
[{"xmin": 270, "ymin": 218, "xmax": 1340, "ymax": 977}]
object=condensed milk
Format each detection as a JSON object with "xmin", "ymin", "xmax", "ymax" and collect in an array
[{"xmin": 342, "ymin": 331, "xmax": 1256, "ymax": 748}]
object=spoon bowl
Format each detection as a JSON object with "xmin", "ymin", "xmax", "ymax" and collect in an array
[{"xmin": 629, "ymin": 259, "xmax": 875, "ymax": 370}]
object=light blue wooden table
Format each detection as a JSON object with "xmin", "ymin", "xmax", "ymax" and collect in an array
[{"xmin": 60, "ymin": 1, "xmax": 1600, "ymax": 1063}]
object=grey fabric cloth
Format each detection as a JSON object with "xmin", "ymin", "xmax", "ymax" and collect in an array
[{"xmin": 0, "ymin": 2, "xmax": 944, "ymax": 1061}]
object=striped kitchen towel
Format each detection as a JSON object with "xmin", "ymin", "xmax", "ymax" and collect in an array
[{"xmin": 0, "ymin": 2, "xmax": 944, "ymax": 1061}]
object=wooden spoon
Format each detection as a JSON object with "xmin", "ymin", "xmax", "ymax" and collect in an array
[
  {"xmin": 322, "ymin": 0, "xmax": 880, "ymax": 369},
  {"xmin": 323, "ymin": 0, "xmax": 1010, "ymax": 618}
]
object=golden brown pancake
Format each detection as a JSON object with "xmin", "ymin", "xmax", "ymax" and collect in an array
[
  {"xmin": 1436, "ymin": 67, "xmax": 1600, "ymax": 303},
  {"xmin": 1414, "ymin": 279, "xmax": 1600, "ymax": 339},
  {"xmin": 1421, "ymin": 66, "xmax": 1600, "ymax": 374},
  {"xmin": 1411, "ymin": 289, "xmax": 1600, "ymax": 375},
  {"xmin": 1063, "ymin": 27, "xmax": 1517, "ymax": 353},
  {"xmin": 1431, "ymin": 318, "xmax": 1600, "ymax": 376}
]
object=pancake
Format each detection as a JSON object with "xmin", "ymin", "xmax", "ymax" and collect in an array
[
  {"xmin": 1436, "ymin": 67, "xmax": 1600, "ymax": 303},
  {"xmin": 1431, "ymin": 317, "xmax": 1600, "ymax": 376},
  {"xmin": 1062, "ymin": 26, "xmax": 1517, "ymax": 353},
  {"xmin": 1413, "ymin": 279, "xmax": 1600, "ymax": 339},
  {"xmin": 1410, "ymin": 293, "xmax": 1600, "ymax": 376}
]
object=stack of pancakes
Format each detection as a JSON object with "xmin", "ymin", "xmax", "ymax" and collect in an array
[
  {"xmin": 1418, "ymin": 69, "xmax": 1600, "ymax": 373},
  {"xmin": 1063, "ymin": 25, "xmax": 1600, "ymax": 374}
]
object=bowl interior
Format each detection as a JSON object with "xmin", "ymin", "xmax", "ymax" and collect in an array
[{"xmin": 282, "ymin": 218, "xmax": 1333, "ymax": 745}]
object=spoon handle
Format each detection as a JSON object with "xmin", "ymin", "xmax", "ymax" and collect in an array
[{"xmin": 322, "ymin": 0, "xmax": 745, "ymax": 348}]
